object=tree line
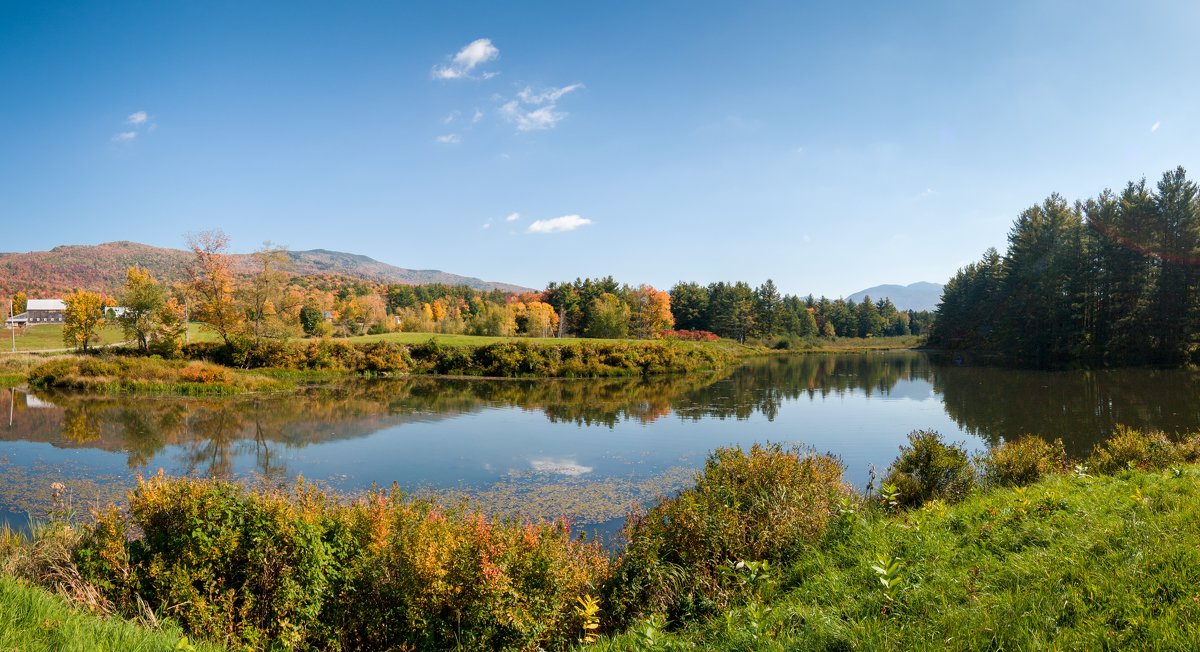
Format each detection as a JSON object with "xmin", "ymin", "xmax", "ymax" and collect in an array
[
  {"xmin": 668, "ymin": 280, "xmax": 931, "ymax": 343},
  {"xmin": 39, "ymin": 228, "xmax": 932, "ymax": 353},
  {"xmin": 929, "ymin": 166, "xmax": 1200, "ymax": 366}
]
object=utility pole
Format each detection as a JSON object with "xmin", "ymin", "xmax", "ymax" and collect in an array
[{"xmin": 8, "ymin": 299, "xmax": 13, "ymax": 353}]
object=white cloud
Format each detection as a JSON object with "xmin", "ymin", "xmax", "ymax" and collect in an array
[
  {"xmin": 112, "ymin": 131, "xmax": 137, "ymax": 142},
  {"xmin": 435, "ymin": 133, "xmax": 461, "ymax": 145},
  {"xmin": 527, "ymin": 214, "xmax": 592, "ymax": 234},
  {"xmin": 127, "ymin": 111, "xmax": 148, "ymax": 125},
  {"xmin": 443, "ymin": 111, "xmax": 460, "ymax": 124},
  {"xmin": 472, "ymin": 109, "xmax": 484, "ymax": 123},
  {"xmin": 1151, "ymin": 121, "xmax": 1161, "ymax": 132},
  {"xmin": 529, "ymin": 457, "xmax": 592, "ymax": 476},
  {"xmin": 499, "ymin": 83, "xmax": 584, "ymax": 132},
  {"xmin": 517, "ymin": 83, "xmax": 583, "ymax": 105},
  {"xmin": 505, "ymin": 212, "xmax": 520, "ymax": 222},
  {"xmin": 432, "ymin": 38, "xmax": 499, "ymax": 80},
  {"xmin": 501, "ymin": 101, "xmax": 566, "ymax": 131},
  {"xmin": 482, "ymin": 222, "xmax": 491, "ymax": 229}
]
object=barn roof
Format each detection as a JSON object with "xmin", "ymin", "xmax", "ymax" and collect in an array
[{"xmin": 26, "ymin": 299, "xmax": 66, "ymax": 311}]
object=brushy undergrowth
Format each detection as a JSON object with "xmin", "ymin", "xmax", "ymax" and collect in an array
[
  {"xmin": 603, "ymin": 443, "xmax": 848, "ymax": 626},
  {"xmin": 71, "ymin": 473, "xmax": 610, "ymax": 651},
  {"xmin": 983, "ymin": 435, "xmax": 1068, "ymax": 486},
  {"xmin": 881, "ymin": 429, "xmax": 976, "ymax": 507},
  {"xmin": 26, "ymin": 356, "xmax": 288, "ymax": 395},
  {"xmin": 181, "ymin": 337, "xmax": 735, "ymax": 378}
]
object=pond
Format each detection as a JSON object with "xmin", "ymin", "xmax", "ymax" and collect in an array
[{"xmin": 4, "ymin": 351, "xmax": 1200, "ymax": 535}]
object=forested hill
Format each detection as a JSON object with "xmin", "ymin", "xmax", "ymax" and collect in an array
[
  {"xmin": 847, "ymin": 282, "xmax": 943, "ymax": 312},
  {"xmin": 0, "ymin": 241, "xmax": 530, "ymax": 297}
]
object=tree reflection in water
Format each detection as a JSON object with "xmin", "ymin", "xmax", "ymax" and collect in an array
[{"xmin": 5, "ymin": 354, "xmax": 1200, "ymax": 480}]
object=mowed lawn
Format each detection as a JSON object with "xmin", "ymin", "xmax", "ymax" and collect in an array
[
  {"xmin": 0, "ymin": 323, "xmax": 220, "ymax": 353},
  {"xmin": 0, "ymin": 324, "xmax": 126, "ymax": 352}
]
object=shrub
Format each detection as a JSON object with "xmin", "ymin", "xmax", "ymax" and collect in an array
[
  {"xmin": 178, "ymin": 362, "xmax": 232, "ymax": 384},
  {"xmin": 883, "ymin": 430, "xmax": 975, "ymax": 508},
  {"xmin": 983, "ymin": 435, "xmax": 1066, "ymax": 486},
  {"xmin": 662, "ymin": 330, "xmax": 719, "ymax": 342},
  {"xmin": 605, "ymin": 443, "xmax": 846, "ymax": 625},
  {"xmin": 329, "ymin": 494, "xmax": 609, "ymax": 651},
  {"xmin": 74, "ymin": 475, "xmax": 609, "ymax": 651},
  {"xmin": 1088, "ymin": 425, "xmax": 1181, "ymax": 474}
]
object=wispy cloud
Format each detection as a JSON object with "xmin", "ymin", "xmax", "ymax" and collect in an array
[
  {"xmin": 505, "ymin": 212, "xmax": 520, "ymax": 222},
  {"xmin": 529, "ymin": 457, "xmax": 593, "ymax": 476},
  {"xmin": 500, "ymin": 83, "xmax": 584, "ymax": 132},
  {"xmin": 1151, "ymin": 121, "xmax": 1161, "ymax": 132},
  {"xmin": 517, "ymin": 83, "xmax": 584, "ymax": 105},
  {"xmin": 113, "ymin": 109, "xmax": 154, "ymax": 143},
  {"xmin": 432, "ymin": 38, "xmax": 499, "ymax": 80},
  {"xmin": 528, "ymin": 214, "xmax": 591, "ymax": 234},
  {"xmin": 472, "ymin": 109, "xmax": 484, "ymax": 124},
  {"xmin": 435, "ymin": 133, "xmax": 461, "ymax": 145}
]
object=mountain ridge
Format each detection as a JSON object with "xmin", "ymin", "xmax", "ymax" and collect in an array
[
  {"xmin": 0, "ymin": 241, "xmax": 532, "ymax": 297},
  {"xmin": 846, "ymin": 281, "xmax": 943, "ymax": 312}
]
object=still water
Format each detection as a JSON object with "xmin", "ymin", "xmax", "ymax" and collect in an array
[{"xmin": 4, "ymin": 351, "xmax": 1200, "ymax": 530}]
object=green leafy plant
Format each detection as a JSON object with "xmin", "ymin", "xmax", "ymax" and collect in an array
[{"xmin": 883, "ymin": 430, "xmax": 975, "ymax": 508}]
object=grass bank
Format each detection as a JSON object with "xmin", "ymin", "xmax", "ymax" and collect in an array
[
  {"xmin": 26, "ymin": 356, "xmax": 291, "ymax": 395},
  {"xmin": 0, "ymin": 574, "xmax": 221, "ymax": 652},
  {"xmin": 13, "ymin": 336, "xmax": 750, "ymax": 395},
  {"xmin": 594, "ymin": 466, "xmax": 1200, "ymax": 650}
]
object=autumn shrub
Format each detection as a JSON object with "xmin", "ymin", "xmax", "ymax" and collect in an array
[
  {"xmin": 662, "ymin": 330, "xmax": 720, "ymax": 342},
  {"xmin": 1088, "ymin": 425, "xmax": 1181, "ymax": 474},
  {"xmin": 604, "ymin": 443, "xmax": 847, "ymax": 625},
  {"xmin": 983, "ymin": 435, "xmax": 1067, "ymax": 486},
  {"xmin": 472, "ymin": 341, "xmax": 558, "ymax": 376},
  {"xmin": 354, "ymin": 341, "xmax": 411, "ymax": 375},
  {"xmin": 177, "ymin": 361, "xmax": 232, "ymax": 384},
  {"xmin": 1175, "ymin": 432, "xmax": 1200, "ymax": 463},
  {"xmin": 73, "ymin": 475, "xmax": 609, "ymax": 651},
  {"xmin": 883, "ymin": 430, "xmax": 975, "ymax": 508},
  {"xmin": 409, "ymin": 339, "xmax": 478, "ymax": 375},
  {"xmin": 327, "ymin": 491, "xmax": 610, "ymax": 651}
]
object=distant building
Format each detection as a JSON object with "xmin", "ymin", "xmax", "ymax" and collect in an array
[{"xmin": 7, "ymin": 299, "xmax": 67, "ymax": 326}]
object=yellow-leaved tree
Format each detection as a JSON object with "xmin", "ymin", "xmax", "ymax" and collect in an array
[
  {"xmin": 186, "ymin": 229, "xmax": 242, "ymax": 347},
  {"xmin": 62, "ymin": 289, "xmax": 106, "ymax": 352}
]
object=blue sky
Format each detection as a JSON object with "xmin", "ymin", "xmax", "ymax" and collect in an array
[{"xmin": 1, "ymin": 2, "xmax": 1197, "ymax": 297}]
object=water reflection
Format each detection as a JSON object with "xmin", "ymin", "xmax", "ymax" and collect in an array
[{"xmin": 5, "ymin": 353, "xmax": 1200, "ymax": 524}]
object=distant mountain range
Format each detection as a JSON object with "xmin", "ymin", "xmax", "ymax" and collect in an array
[
  {"xmin": 0, "ymin": 241, "xmax": 532, "ymax": 298},
  {"xmin": 846, "ymin": 282, "xmax": 944, "ymax": 312}
]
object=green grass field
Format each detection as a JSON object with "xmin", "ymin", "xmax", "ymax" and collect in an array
[
  {"xmin": 0, "ymin": 324, "xmax": 127, "ymax": 353},
  {"xmin": 0, "ymin": 574, "xmax": 224, "ymax": 652}
]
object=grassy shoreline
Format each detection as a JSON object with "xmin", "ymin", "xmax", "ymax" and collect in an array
[{"xmin": 2, "ymin": 333, "xmax": 922, "ymax": 394}]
